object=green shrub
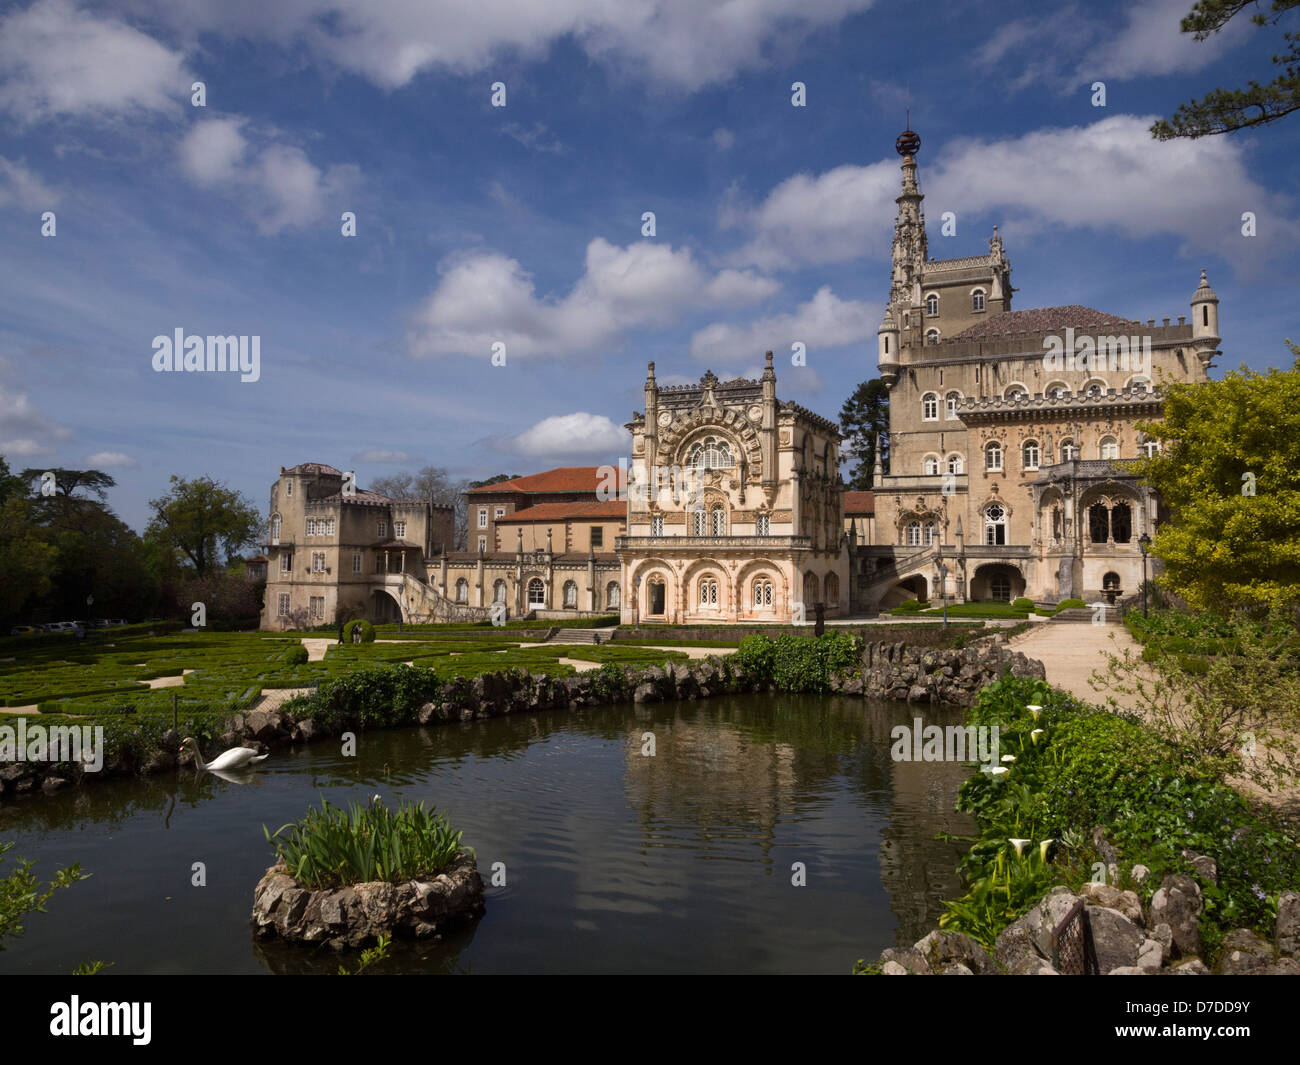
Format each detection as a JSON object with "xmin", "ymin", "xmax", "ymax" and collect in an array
[
  {"xmin": 731, "ymin": 634, "xmax": 776, "ymax": 687},
  {"xmin": 1056, "ymin": 598, "xmax": 1086, "ymax": 609},
  {"xmin": 343, "ymin": 620, "xmax": 376, "ymax": 644},
  {"xmin": 1011, "ymin": 597, "xmax": 1035, "ymax": 610},
  {"xmin": 892, "ymin": 599, "xmax": 929, "ymax": 613},
  {"xmin": 281, "ymin": 644, "xmax": 309, "ymax": 666},
  {"xmin": 264, "ymin": 797, "xmax": 466, "ymax": 889}
]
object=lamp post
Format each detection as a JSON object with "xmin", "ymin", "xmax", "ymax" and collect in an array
[{"xmin": 1137, "ymin": 532, "xmax": 1152, "ymax": 617}]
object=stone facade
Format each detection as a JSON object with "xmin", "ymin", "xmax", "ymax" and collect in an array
[
  {"xmin": 861, "ymin": 135, "xmax": 1221, "ymax": 609},
  {"xmin": 618, "ymin": 354, "xmax": 850, "ymax": 624}
]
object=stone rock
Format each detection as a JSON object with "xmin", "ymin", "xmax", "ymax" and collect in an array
[
  {"xmin": 1151, "ymin": 922, "xmax": 1173, "ymax": 962},
  {"xmin": 1108, "ymin": 966, "xmax": 1150, "ymax": 975},
  {"xmin": 1276, "ymin": 893, "xmax": 1300, "ymax": 957},
  {"xmin": 1168, "ymin": 957, "xmax": 1210, "ymax": 975},
  {"xmin": 1087, "ymin": 905, "xmax": 1145, "ymax": 974},
  {"xmin": 1137, "ymin": 937, "xmax": 1163, "ymax": 972},
  {"xmin": 995, "ymin": 914, "xmax": 1046, "ymax": 973},
  {"xmin": 1182, "ymin": 849, "xmax": 1218, "ymax": 885},
  {"xmin": 297, "ymin": 718, "xmax": 320, "ymax": 742},
  {"xmin": 41, "ymin": 776, "xmax": 70, "ymax": 793},
  {"xmin": 913, "ymin": 930, "xmax": 998, "ymax": 976},
  {"xmin": 1149, "ymin": 875, "xmax": 1203, "ymax": 958},
  {"xmin": 879, "ymin": 961, "xmax": 910, "ymax": 976},
  {"xmin": 1257, "ymin": 957, "xmax": 1300, "ymax": 975},
  {"xmin": 1079, "ymin": 882, "xmax": 1144, "ymax": 925},
  {"xmin": 632, "ymin": 683, "xmax": 657, "ymax": 704},
  {"xmin": 1021, "ymin": 885, "xmax": 1082, "ymax": 962},
  {"xmin": 878, "ymin": 947, "xmax": 931, "ymax": 975},
  {"xmin": 1214, "ymin": 928, "xmax": 1274, "ymax": 975},
  {"xmin": 939, "ymin": 962, "xmax": 973, "ymax": 975},
  {"xmin": 246, "ymin": 710, "xmax": 280, "ymax": 744}
]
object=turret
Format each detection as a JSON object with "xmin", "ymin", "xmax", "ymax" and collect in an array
[
  {"xmin": 877, "ymin": 309, "xmax": 900, "ymax": 388},
  {"xmin": 1190, "ymin": 268, "xmax": 1220, "ymax": 370}
]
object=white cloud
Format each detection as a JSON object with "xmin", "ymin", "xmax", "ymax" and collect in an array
[
  {"xmin": 86, "ymin": 451, "xmax": 136, "ymax": 468},
  {"xmin": 0, "ymin": 384, "xmax": 72, "ymax": 458},
  {"xmin": 0, "ymin": 0, "xmax": 188, "ymax": 122},
  {"xmin": 0, "ymin": 157, "xmax": 58, "ymax": 209},
  {"xmin": 690, "ymin": 285, "xmax": 875, "ymax": 364},
  {"xmin": 178, "ymin": 118, "xmax": 360, "ymax": 234},
  {"xmin": 728, "ymin": 116, "xmax": 1298, "ymax": 270},
  {"xmin": 125, "ymin": 0, "xmax": 878, "ymax": 93},
  {"xmin": 506, "ymin": 413, "xmax": 628, "ymax": 457},
  {"xmin": 976, "ymin": 0, "xmax": 1245, "ymax": 91},
  {"xmin": 355, "ymin": 449, "xmax": 411, "ymax": 463},
  {"xmin": 712, "ymin": 127, "xmax": 735, "ymax": 151},
  {"xmin": 409, "ymin": 237, "xmax": 779, "ymax": 359}
]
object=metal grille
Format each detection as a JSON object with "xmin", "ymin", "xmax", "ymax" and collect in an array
[{"xmin": 1051, "ymin": 899, "xmax": 1100, "ymax": 975}]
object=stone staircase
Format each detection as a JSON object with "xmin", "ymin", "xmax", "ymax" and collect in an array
[
  {"xmin": 548, "ymin": 627, "xmax": 616, "ymax": 645},
  {"xmin": 1051, "ymin": 603, "xmax": 1122, "ymax": 624},
  {"xmin": 395, "ymin": 574, "xmax": 494, "ymax": 623}
]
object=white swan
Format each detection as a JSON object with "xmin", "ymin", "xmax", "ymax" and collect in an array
[{"xmin": 179, "ymin": 736, "xmax": 269, "ymax": 772}]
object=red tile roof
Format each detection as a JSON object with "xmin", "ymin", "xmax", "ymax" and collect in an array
[
  {"xmin": 467, "ymin": 466, "xmax": 627, "ymax": 495},
  {"xmin": 503, "ymin": 500, "xmax": 627, "ymax": 522},
  {"xmin": 843, "ymin": 491, "xmax": 875, "ymax": 515},
  {"xmin": 953, "ymin": 305, "xmax": 1136, "ymax": 340}
]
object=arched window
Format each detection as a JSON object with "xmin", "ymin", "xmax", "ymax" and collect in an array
[
  {"xmin": 1004, "ymin": 385, "xmax": 1027, "ymax": 402},
  {"xmin": 606, "ymin": 582, "xmax": 620, "ymax": 608},
  {"xmin": 925, "ymin": 328, "xmax": 940, "ymax": 345},
  {"xmin": 990, "ymin": 574, "xmax": 1011, "ymax": 601},
  {"xmin": 984, "ymin": 504, "xmax": 1006, "ymax": 546},
  {"xmin": 923, "ymin": 522, "xmax": 937, "ymax": 546},
  {"xmin": 1022, "ymin": 440, "xmax": 1040, "ymax": 470},
  {"xmin": 925, "ymin": 293, "xmax": 939, "ymax": 316},
  {"xmin": 1089, "ymin": 503, "xmax": 1109, "ymax": 543},
  {"xmin": 650, "ymin": 514, "xmax": 664, "ymax": 536},
  {"xmin": 1046, "ymin": 382, "xmax": 1068, "ymax": 400},
  {"xmin": 922, "ymin": 392, "xmax": 939, "ymax": 420},
  {"xmin": 906, "ymin": 520, "xmax": 922, "ymax": 546},
  {"xmin": 271, "ymin": 514, "xmax": 281, "ymax": 543},
  {"xmin": 1111, "ymin": 501, "xmax": 1132, "ymax": 543},
  {"xmin": 691, "ymin": 505, "xmax": 707, "ymax": 536},
  {"xmin": 945, "ymin": 391, "xmax": 962, "ymax": 419},
  {"xmin": 710, "ymin": 505, "xmax": 726, "ymax": 536},
  {"xmin": 528, "ymin": 578, "xmax": 546, "ymax": 606},
  {"xmin": 1140, "ymin": 436, "xmax": 1160, "ymax": 459},
  {"xmin": 563, "ymin": 580, "xmax": 577, "ymax": 607},
  {"xmin": 755, "ymin": 512, "xmax": 770, "ymax": 536},
  {"xmin": 946, "ymin": 453, "xmax": 964, "ymax": 475},
  {"xmin": 971, "ymin": 289, "xmax": 986, "ymax": 312},
  {"xmin": 924, "ymin": 455, "xmax": 940, "ymax": 476},
  {"xmin": 1103, "ymin": 572, "xmax": 1121, "ymax": 591},
  {"xmin": 985, "ymin": 441, "xmax": 1003, "ymax": 471},
  {"xmin": 699, "ymin": 576, "xmax": 719, "ymax": 609},
  {"xmin": 803, "ymin": 572, "xmax": 818, "ymax": 608},
  {"xmin": 493, "ymin": 579, "xmax": 507, "ymax": 603},
  {"xmin": 1099, "ymin": 436, "xmax": 1119, "ymax": 460},
  {"xmin": 1060, "ymin": 439, "xmax": 1078, "ymax": 462},
  {"xmin": 687, "ymin": 436, "xmax": 734, "ymax": 469},
  {"xmin": 824, "ymin": 572, "xmax": 839, "ymax": 605},
  {"xmin": 752, "ymin": 579, "xmax": 773, "ymax": 609},
  {"xmin": 455, "ymin": 578, "xmax": 469, "ymax": 603},
  {"xmin": 1084, "ymin": 379, "xmax": 1106, "ymax": 398}
]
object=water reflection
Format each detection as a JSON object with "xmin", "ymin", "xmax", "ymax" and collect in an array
[{"xmin": 0, "ymin": 694, "xmax": 974, "ymax": 974}]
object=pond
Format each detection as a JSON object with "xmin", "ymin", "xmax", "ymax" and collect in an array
[{"xmin": 0, "ymin": 693, "xmax": 976, "ymax": 974}]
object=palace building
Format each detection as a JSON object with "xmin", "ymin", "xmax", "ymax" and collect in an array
[
  {"xmin": 617, "ymin": 354, "xmax": 850, "ymax": 624},
  {"xmin": 858, "ymin": 128, "xmax": 1220, "ymax": 610}
]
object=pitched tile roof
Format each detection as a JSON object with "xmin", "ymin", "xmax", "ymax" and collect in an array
[
  {"xmin": 952, "ymin": 305, "xmax": 1136, "ymax": 340},
  {"xmin": 503, "ymin": 500, "xmax": 627, "ymax": 522},
  {"xmin": 467, "ymin": 466, "xmax": 627, "ymax": 495},
  {"xmin": 843, "ymin": 490, "xmax": 875, "ymax": 515}
]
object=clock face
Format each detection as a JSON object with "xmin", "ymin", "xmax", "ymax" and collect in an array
[
  {"xmin": 657, "ymin": 411, "xmax": 672, "ymax": 427},
  {"xmin": 748, "ymin": 404, "xmax": 762, "ymax": 422}
]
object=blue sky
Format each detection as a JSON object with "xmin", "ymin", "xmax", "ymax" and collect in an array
[{"xmin": 0, "ymin": 0, "xmax": 1297, "ymax": 532}]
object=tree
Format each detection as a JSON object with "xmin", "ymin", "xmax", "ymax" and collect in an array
[
  {"xmin": 1, "ymin": 841, "xmax": 89, "ymax": 948},
  {"xmin": 19, "ymin": 467, "xmax": 116, "ymax": 502},
  {"xmin": 145, "ymin": 476, "xmax": 262, "ymax": 577},
  {"xmin": 370, "ymin": 465, "xmax": 471, "ymax": 550},
  {"xmin": 838, "ymin": 379, "xmax": 890, "ymax": 490},
  {"xmin": 1134, "ymin": 342, "xmax": 1300, "ymax": 613},
  {"xmin": 1151, "ymin": 1, "xmax": 1300, "ymax": 139},
  {"xmin": 0, "ymin": 457, "xmax": 57, "ymax": 626}
]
